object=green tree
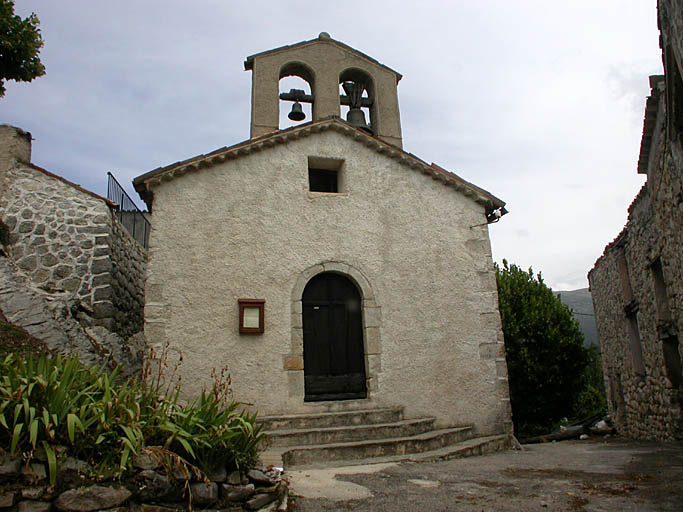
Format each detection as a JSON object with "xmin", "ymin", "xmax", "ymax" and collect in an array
[
  {"xmin": 495, "ymin": 259, "xmax": 589, "ymax": 437},
  {"xmin": 0, "ymin": 0, "xmax": 45, "ymax": 97}
]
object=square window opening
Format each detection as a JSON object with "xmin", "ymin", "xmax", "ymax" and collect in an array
[
  {"xmin": 309, "ymin": 168, "xmax": 338, "ymax": 192},
  {"xmin": 308, "ymin": 156, "xmax": 344, "ymax": 193}
]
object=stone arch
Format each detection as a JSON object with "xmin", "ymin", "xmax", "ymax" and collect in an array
[
  {"xmin": 339, "ymin": 67, "xmax": 376, "ymax": 132},
  {"xmin": 287, "ymin": 261, "xmax": 381, "ymax": 401},
  {"xmin": 279, "ymin": 61, "xmax": 316, "ymax": 124}
]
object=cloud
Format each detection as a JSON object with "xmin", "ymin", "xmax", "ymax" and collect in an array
[{"xmin": 4, "ymin": 0, "xmax": 664, "ymax": 291}]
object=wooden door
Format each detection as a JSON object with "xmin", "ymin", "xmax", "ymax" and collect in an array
[{"xmin": 302, "ymin": 273, "xmax": 367, "ymax": 401}]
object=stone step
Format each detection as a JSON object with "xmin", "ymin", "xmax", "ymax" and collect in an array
[
  {"xmin": 265, "ymin": 417, "xmax": 437, "ymax": 447},
  {"xmin": 277, "ymin": 434, "xmax": 510, "ymax": 469},
  {"xmin": 258, "ymin": 407, "xmax": 403, "ymax": 431},
  {"xmin": 281, "ymin": 426, "xmax": 474, "ymax": 467}
]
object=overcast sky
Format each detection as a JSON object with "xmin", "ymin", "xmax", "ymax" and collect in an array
[{"xmin": 3, "ymin": 1, "xmax": 663, "ymax": 291}]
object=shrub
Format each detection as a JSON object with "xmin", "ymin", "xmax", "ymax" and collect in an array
[
  {"xmin": 0, "ymin": 351, "xmax": 264, "ymax": 484},
  {"xmin": 495, "ymin": 260, "xmax": 589, "ymax": 438}
]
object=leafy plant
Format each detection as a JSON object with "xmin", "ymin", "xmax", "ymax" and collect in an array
[{"xmin": 0, "ymin": 349, "xmax": 265, "ymax": 485}]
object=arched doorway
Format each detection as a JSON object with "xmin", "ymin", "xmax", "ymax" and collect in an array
[{"xmin": 302, "ymin": 272, "xmax": 367, "ymax": 401}]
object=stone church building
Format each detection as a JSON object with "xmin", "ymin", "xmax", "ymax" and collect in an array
[{"xmin": 134, "ymin": 34, "xmax": 511, "ymax": 437}]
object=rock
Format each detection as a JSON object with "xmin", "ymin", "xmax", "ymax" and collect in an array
[
  {"xmin": 133, "ymin": 450, "xmax": 160, "ymax": 470},
  {"xmin": 136, "ymin": 470, "xmax": 183, "ymax": 502},
  {"xmin": 55, "ymin": 485, "xmax": 131, "ymax": 512},
  {"xmin": 0, "ymin": 456, "xmax": 21, "ymax": 479},
  {"xmin": 0, "ymin": 491, "xmax": 16, "ymax": 507},
  {"xmin": 60, "ymin": 457, "xmax": 89, "ymax": 474},
  {"xmin": 221, "ymin": 483, "xmax": 255, "ymax": 502},
  {"xmin": 57, "ymin": 457, "xmax": 91, "ymax": 487},
  {"xmin": 21, "ymin": 487, "xmax": 46, "ymax": 499},
  {"xmin": 245, "ymin": 492, "xmax": 277, "ymax": 510},
  {"xmin": 18, "ymin": 501, "xmax": 51, "ymax": 512},
  {"xmin": 190, "ymin": 481, "xmax": 218, "ymax": 506},
  {"xmin": 247, "ymin": 469, "xmax": 276, "ymax": 486},
  {"xmin": 23, "ymin": 463, "xmax": 47, "ymax": 483},
  {"xmin": 226, "ymin": 470, "xmax": 244, "ymax": 485},
  {"xmin": 170, "ymin": 465, "xmax": 193, "ymax": 481},
  {"xmin": 138, "ymin": 505, "xmax": 179, "ymax": 512},
  {"xmin": 277, "ymin": 492, "xmax": 289, "ymax": 512},
  {"xmin": 204, "ymin": 464, "xmax": 227, "ymax": 483}
]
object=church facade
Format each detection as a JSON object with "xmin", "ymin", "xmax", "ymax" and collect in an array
[{"xmin": 134, "ymin": 34, "xmax": 511, "ymax": 435}]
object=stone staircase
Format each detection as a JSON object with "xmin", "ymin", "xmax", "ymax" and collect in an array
[{"xmin": 258, "ymin": 407, "xmax": 510, "ymax": 469}]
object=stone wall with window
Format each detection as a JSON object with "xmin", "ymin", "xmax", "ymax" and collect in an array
[
  {"xmin": 589, "ymin": 1, "xmax": 683, "ymax": 441},
  {"xmin": 589, "ymin": 183, "xmax": 682, "ymax": 440},
  {"xmin": 0, "ymin": 125, "xmax": 146, "ymax": 339}
]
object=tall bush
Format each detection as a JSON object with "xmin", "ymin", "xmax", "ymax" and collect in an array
[{"xmin": 495, "ymin": 260, "xmax": 589, "ymax": 437}]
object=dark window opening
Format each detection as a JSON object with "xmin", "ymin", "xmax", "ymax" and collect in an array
[
  {"xmin": 616, "ymin": 249, "xmax": 634, "ymax": 303},
  {"xmin": 309, "ymin": 168, "xmax": 338, "ymax": 193},
  {"xmin": 663, "ymin": 334, "xmax": 682, "ymax": 390},
  {"xmin": 665, "ymin": 45, "xmax": 683, "ymax": 141},
  {"xmin": 627, "ymin": 313, "xmax": 646, "ymax": 378},
  {"xmin": 651, "ymin": 258, "xmax": 672, "ymax": 323}
]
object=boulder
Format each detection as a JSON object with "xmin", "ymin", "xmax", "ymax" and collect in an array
[{"xmin": 54, "ymin": 485, "xmax": 131, "ymax": 511}]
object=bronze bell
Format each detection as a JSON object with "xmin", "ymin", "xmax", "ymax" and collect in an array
[
  {"xmin": 347, "ymin": 107, "xmax": 371, "ymax": 133},
  {"xmin": 288, "ymin": 101, "xmax": 305, "ymax": 121}
]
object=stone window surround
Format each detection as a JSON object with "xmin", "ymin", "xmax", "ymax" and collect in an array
[{"xmin": 285, "ymin": 261, "xmax": 381, "ymax": 402}]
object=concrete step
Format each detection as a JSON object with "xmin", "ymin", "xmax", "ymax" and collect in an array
[
  {"xmin": 265, "ymin": 417, "xmax": 437, "ymax": 447},
  {"xmin": 258, "ymin": 407, "xmax": 403, "ymax": 431},
  {"xmin": 281, "ymin": 426, "xmax": 474, "ymax": 467},
  {"xmin": 274, "ymin": 434, "xmax": 510, "ymax": 469}
]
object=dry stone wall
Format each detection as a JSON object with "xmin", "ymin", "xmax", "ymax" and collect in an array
[
  {"xmin": 589, "ymin": 186, "xmax": 682, "ymax": 440},
  {"xmin": 0, "ymin": 453, "xmax": 288, "ymax": 511},
  {"xmin": 0, "ymin": 124, "xmax": 147, "ymax": 354},
  {"xmin": 2, "ymin": 163, "xmax": 111, "ymax": 308},
  {"xmin": 589, "ymin": 4, "xmax": 683, "ymax": 441}
]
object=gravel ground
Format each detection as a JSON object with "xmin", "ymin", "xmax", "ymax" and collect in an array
[{"xmin": 287, "ymin": 438, "xmax": 683, "ymax": 511}]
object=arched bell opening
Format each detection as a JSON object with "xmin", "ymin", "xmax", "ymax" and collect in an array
[
  {"xmin": 279, "ymin": 61, "xmax": 315, "ymax": 129},
  {"xmin": 339, "ymin": 68, "xmax": 375, "ymax": 134},
  {"xmin": 302, "ymin": 272, "xmax": 367, "ymax": 401}
]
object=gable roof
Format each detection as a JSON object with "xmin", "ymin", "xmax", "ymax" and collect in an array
[
  {"xmin": 132, "ymin": 117, "xmax": 505, "ymax": 215},
  {"xmin": 244, "ymin": 33, "xmax": 402, "ymax": 83}
]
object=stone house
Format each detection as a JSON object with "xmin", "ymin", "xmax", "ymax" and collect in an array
[
  {"xmin": 0, "ymin": 125, "xmax": 146, "ymax": 370},
  {"xmin": 133, "ymin": 33, "xmax": 512, "ymax": 437},
  {"xmin": 588, "ymin": 0, "xmax": 683, "ymax": 440}
]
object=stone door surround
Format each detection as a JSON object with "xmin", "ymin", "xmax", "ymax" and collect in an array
[{"xmin": 285, "ymin": 261, "xmax": 381, "ymax": 401}]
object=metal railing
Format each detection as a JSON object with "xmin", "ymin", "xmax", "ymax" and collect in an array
[{"xmin": 106, "ymin": 172, "xmax": 150, "ymax": 249}]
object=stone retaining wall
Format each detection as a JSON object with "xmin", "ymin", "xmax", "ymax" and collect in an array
[
  {"xmin": 0, "ymin": 453, "xmax": 288, "ymax": 511},
  {"xmin": 0, "ymin": 125, "xmax": 146, "ymax": 338}
]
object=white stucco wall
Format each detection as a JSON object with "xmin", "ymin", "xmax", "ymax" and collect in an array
[{"xmin": 144, "ymin": 130, "xmax": 510, "ymax": 435}]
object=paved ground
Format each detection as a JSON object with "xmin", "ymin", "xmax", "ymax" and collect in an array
[{"xmin": 286, "ymin": 438, "xmax": 683, "ymax": 511}]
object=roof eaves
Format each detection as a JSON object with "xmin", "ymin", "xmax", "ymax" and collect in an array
[
  {"xmin": 637, "ymin": 75, "xmax": 665, "ymax": 174},
  {"xmin": 28, "ymin": 163, "xmax": 116, "ymax": 207},
  {"xmin": 134, "ymin": 117, "xmax": 505, "ymax": 212}
]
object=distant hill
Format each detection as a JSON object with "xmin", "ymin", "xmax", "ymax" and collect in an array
[{"xmin": 554, "ymin": 288, "xmax": 598, "ymax": 347}]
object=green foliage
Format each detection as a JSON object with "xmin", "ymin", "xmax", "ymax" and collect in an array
[
  {"xmin": 0, "ymin": 0, "xmax": 45, "ymax": 97},
  {"xmin": 0, "ymin": 351, "xmax": 264, "ymax": 484},
  {"xmin": 574, "ymin": 345, "xmax": 607, "ymax": 419},
  {"xmin": 495, "ymin": 260, "xmax": 589, "ymax": 437}
]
